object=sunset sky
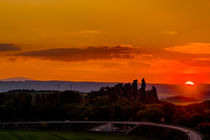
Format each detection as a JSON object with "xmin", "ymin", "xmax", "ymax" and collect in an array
[{"xmin": 0, "ymin": 0, "xmax": 210, "ymax": 84}]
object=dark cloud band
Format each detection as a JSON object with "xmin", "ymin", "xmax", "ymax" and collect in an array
[
  {"xmin": 0, "ymin": 44, "xmax": 20, "ymax": 51},
  {"xmin": 15, "ymin": 45, "xmax": 145, "ymax": 62}
]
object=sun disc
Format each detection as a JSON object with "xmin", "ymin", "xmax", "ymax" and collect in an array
[{"xmin": 185, "ymin": 81, "xmax": 194, "ymax": 85}]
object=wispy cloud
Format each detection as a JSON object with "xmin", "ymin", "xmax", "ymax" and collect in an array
[
  {"xmin": 165, "ymin": 43, "xmax": 210, "ymax": 54},
  {"xmin": 186, "ymin": 59, "xmax": 210, "ymax": 67},
  {"xmin": 163, "ymin": 30, "xmax": 177, "ymax": 35},
  {"xmin": 0, "ymin": 43, "xmax": 21, "ymax": 52},
  {"xmin": 68, "ymin": 30, "xmax": 101, "ymax": 38}
]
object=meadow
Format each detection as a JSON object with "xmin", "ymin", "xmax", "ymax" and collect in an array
[{"xmin": 0, "ymin": 131, "xmax": 156, "ymax": 140}]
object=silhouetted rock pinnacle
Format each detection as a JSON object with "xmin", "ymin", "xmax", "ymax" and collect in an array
[{"xmin": 93, "ymin": 78, "xmax": 159, "ymax": 103}]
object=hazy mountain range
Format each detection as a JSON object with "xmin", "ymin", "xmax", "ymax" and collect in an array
[
  {"xmin": 0, "ymin": 77, "xmax": 34, "ymax": 81},
  {"xmin": 0, "ymin": 77, "xmax": 209, "ymax": 100}
]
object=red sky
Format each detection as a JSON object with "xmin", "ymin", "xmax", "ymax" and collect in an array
[{"xmin": 0, "ymin": 0, "xmax": 210, "ymax": 84}]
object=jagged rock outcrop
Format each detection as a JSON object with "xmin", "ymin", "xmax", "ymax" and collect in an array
[{"xmin": 94, "ymin": 78, "xmax": 159, "ymax": 103}]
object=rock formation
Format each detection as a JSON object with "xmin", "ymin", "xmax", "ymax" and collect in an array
[{"xmin": 95, "ymin": 78, "xmax": 159, "ymax": 103}]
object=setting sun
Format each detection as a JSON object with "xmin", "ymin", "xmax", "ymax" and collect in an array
[{"xmin": 185, "ymin": 81, "xmax": 195, "ymax": 85}]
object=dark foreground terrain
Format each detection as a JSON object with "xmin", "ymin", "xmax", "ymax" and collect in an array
[
  {"xmin": 0, "ymin": 131, "xmax": 156, "ymax": 140},
  {"xmin": 0, "ymin": 79, "xmax": 209, "ymax": 139}
]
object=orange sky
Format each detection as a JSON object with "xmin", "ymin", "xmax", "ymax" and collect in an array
[{"xmin": 0, "ymin": 0, "xmax": 210, "ymax": 84}]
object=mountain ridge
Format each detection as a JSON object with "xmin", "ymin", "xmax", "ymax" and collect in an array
[{"xmin": 0, "ymin": 77, "xmax": 34, "ymax": 81}]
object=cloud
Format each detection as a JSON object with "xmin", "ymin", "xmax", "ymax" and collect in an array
[
  {"xmin": 0, "ymin": 44, "xmax": 20, "ymax": 52},
  {"xmin": 165, "ymin": 43, "xmax": 210, "ymax": 54},
  {"xmin": 15, "ymin": 45, "xmax": 145, "ymax": 62},
  {"xmin": 163, "ymin": 30, "xmax": 177, "ymax": 35},
  {"xmin": 68, "ymin": 30, "xmax": 101, "ymax": 38},
  {"xmin": 79, "ymin": 30, "xmax": 101, "ymax": 34},
  {"xmin": 184, "ymin": 58, "xmax": 210, "ymax": 67}
]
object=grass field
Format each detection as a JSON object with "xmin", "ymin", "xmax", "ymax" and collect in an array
[{"xmin": 0, "ymin": 131, "xmax": 157, "ymax": 140}]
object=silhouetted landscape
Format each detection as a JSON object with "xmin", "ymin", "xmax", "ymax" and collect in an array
[
  {"xmin": 0, "ymin": 79, "xmax": 209, "ymax": 139},
  {"xmin": 0, "ymin": 77, "xmax": 209, "ymax": 101}
]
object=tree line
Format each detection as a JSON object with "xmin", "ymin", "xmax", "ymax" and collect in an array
[{"xmin": 0, "ymin": 79, "xmax": 209, "ymax": 135}]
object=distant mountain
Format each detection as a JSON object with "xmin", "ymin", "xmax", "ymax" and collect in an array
[
  {"xmin": 0, "ymin": 77, "xmax": 34, "ymax": 81},
  {"xmin": 162, "ymin": 96, "xmax": 199, "ymax": 103},
  {"xmin": 0, "ymin": 80, "xmax": 209, "ymax": 100}
]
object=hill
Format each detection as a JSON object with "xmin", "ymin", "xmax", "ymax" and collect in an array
[{"xmin": 161, "ymin": 96, "xmax": 200, "ymax": 104}]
